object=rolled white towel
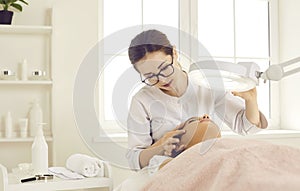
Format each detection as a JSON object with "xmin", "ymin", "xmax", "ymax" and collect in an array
[
  {"xmin": 148, "ymin": 155, "xmax": 172, "ymax": 175},
  {"xmin": 66, "ymin": 154, "xmax": 105, "ymax": 177}
]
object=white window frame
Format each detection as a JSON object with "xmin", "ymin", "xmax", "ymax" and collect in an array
[
  {"xmin": 97, "ymin": 0, "xmax": 280, "ymax": 138},
  {"xmin": 182, "ymin": 0, "xmax": 280, "ymax": 130},
  {"xmin": 268, "ymin": 0, "xmax": 280, "ymax": 129},
  {"xmin": 98, "ymin": 0, "xmax": 181, "ymax": 135}
]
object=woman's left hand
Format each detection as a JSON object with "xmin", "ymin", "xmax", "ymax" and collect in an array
[
  {"xmin": 232, "ymin": 87, "xmax": 262, "ymax": 127},
  {"xmin": 231, "ymin": 87, "xmax": 257, "ymax": 102}
]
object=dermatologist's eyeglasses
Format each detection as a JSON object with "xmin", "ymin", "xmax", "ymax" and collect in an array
[{"xmin": 140, "ymin": 56, "xmax": 174, "ymax": 86}]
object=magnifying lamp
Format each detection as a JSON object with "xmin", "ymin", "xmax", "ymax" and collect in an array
[
  {"xmin": 189, "ymin": 57, "xmax": 300, "ymax": 92},
  {"xmin": 189, "ymin": 60, "xmax": 260, "ymax": 92},
  {"xmin": 258, "ymin": 57, "xmax": 300, "ymax": 81}
]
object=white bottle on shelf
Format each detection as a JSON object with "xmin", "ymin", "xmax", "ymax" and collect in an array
[
  {"xmin": 32, "ymin": 123, "xmax": 48, "ymax": 175},
  {"xmin": 5, "ymin": 111, "xmax": 13, "ymax": 138},
  {"xmin": 19, "ymin": 59, "xmax": 28, "ymax": 80},
  {"xmin": 28, "ymin": 99, "xmax": 43, "ymax": 137}
]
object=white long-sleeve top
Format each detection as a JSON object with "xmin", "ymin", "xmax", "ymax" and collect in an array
[{"xmin": 126, "ymin": 77, "xmax": 268, "ymax": 170}]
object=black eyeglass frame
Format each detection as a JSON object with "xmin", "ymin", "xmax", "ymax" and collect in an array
[{"xmin": 140, "ymin": 55, "xmax": 174, "ymax": 86}]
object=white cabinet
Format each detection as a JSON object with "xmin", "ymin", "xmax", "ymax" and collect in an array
[
  {"xmin": 0, "ymin": 164, "xmax": 113, "ymax": 191},
  {"xmin": 0, "ymin": 25, "xmax": 53, "ymax": 171}
]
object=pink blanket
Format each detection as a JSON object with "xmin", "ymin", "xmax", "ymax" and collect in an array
[{"xmin": 142, "ymin": 138, "xmax": 300, "ymax": 191}]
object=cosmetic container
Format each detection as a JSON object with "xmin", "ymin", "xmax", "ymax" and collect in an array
[
  {"xmin": 5, "ymin": 111, "xmax": 13, "ymax": 138},
  {"xmin": 32, "ymin": 123, "xmax": 48, "ymax": 175},
  {"xmin": 28, "ymin": 99, "xmax": 43, "ymax": 137},
  {"xmin": 19, "ymin": 59, "xmax": 28, "ymax": 80}
]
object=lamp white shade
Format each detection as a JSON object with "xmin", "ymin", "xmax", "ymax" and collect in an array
[{"xmin": 189, "ymin": 60, "xmax": 260, "ymax": 92}]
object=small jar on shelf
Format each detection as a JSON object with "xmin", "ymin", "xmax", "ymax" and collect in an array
[
  {"xmin": 29, "ymin": 70, "xmax": 47, "ymax": 80},
  {"xmin": 0, "ymin": 69, "xmax": 17, "ymax": 80}
]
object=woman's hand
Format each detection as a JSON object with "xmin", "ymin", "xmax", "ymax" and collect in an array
[
  {"xmin": 140, "ymin": 129, "xmax": 186, "ymax": 168},
  {"xmin": 155, "ymin": 129, "xmax": 186, "ymax": 156},
  {"xmin": 231, "ymin": 87, "xmax": 257, "ymax": 102},
  {"xmin": 232, "ymin": 87, "xmax": 262, "ymax": 127}
]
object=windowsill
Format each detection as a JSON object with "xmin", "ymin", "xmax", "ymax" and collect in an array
[
  {"xmin": 93, "ymin": 133, "xmax": 128, "ymax": 143},
  {"xmin": 93, "ymin": 129, "xmax": 300, "ymax": 143},
  {"xmin": 221, "ymin": 129, "xmax": 300, "ymax": 139}
]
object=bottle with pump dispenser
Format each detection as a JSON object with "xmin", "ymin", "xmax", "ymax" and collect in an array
[
  {"xmin": 28, "ymin": 99, "xmax": 43, "ymax": 137},
  {"xmin": 31, "ymin": 123, "xmax": 48, "ymax": 175}
]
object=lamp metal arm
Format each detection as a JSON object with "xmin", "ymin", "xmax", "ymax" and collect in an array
[{"xmin": 260, "ymin": 57, "xmax": 300, "ymax": 81}]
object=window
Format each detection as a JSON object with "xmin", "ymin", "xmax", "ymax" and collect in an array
[
  {"xmin": 98, "ymin": 0, "xmax": 278, "ymax": 134},
  {"xmin": 100, "ymin": 0, "xmax": 179, "ymax": 133},
  {"xmin": 197, "ymin": 0, "xmax": 274, "ymax": 129}
]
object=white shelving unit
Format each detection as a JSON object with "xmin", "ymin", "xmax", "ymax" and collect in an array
[
  {"xmin": 0, "ymin": 164, "xmax": 113, "ymax": 191},
  {"xmin": 0, "ymin": 81, "xmax": 52, "ymax": 85},
  {"xmin": 0, "ymin": 24, "xmax": 53, "ymax": 171},
  {"xmin": 0, "ymin": 25, "xmax": 52, "ymax": 34},
  {"xmin": 0, "ymin": 137, "xmax": 53, "ymax": 143}
]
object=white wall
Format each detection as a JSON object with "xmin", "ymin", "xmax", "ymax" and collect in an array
[
  {"xmin": 11, "ymin": 0, "xmax": 53, "ymax": 26},
  {"xmin": 51, "ymin": 0, "xmax": 133, "ymax": 187},
  {"xmin": 279, "ymin": 0, "xmax": 300, "ymax": 130},
  {"xmin": 51, "ymin": 0, "xmax": 98, "ymax": 165}
]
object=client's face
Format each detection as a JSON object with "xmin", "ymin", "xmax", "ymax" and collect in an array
[{"xmin": 179, "ymin": 115, "xmax": 221, "ymax": 149}]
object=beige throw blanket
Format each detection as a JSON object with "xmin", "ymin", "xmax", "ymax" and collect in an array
[{"xmin": 142, "ymin": 138, "xmax": 300, "ymax": 191}]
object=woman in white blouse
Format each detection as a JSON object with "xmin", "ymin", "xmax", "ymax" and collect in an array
[{"xmin": 126, "ymin": 29, "xmax": 268, "ymax": 171}]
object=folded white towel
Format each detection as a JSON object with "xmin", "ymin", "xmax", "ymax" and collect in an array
[{"xmin": 66, "ymin": 154, "xmax": 105, "ymax": 177}]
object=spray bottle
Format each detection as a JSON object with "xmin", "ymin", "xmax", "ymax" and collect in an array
[
  {"xmin": 31, "ymin": 123, "xmax": 48, "ymax": 175},
  {"xmin": 28, "ymin": 99, "xmax": 43, "ymax": 137}
]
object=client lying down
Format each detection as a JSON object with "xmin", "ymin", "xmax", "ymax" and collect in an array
[{"xmin": 158, "ymin": 114, "xmax": 221, "ymax": 169}]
